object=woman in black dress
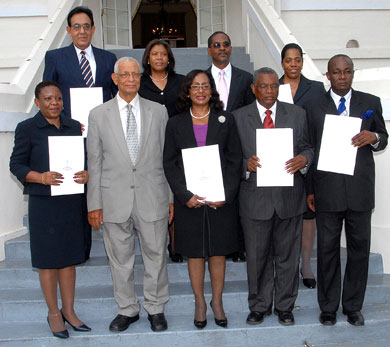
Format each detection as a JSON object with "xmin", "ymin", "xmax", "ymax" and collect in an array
[
  {"xmin": 9, "ymin": 81, "xmax": 91, "ymax": 338},
  {"xmin": 139, "ymin": 39, "xmax": 185, "ymax": 262},
  {"xmin": 279, "ymin": 43, "xmax": 326, "ymax": 289},
  {"xmin": 163, "ymin": 70, "xmax": 242, "ymax": 329}
]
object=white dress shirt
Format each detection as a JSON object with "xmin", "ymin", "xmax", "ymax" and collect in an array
[
  {"xmin": 255, "ymin": 100, "xmax": 277, "ymax": 125},
  {"xmin": 74, "ymin": 44, "xmax": 96, "ymax": 82},
  {"xmin": 330, "ymin": 89, "xmax": 352, "ymax": 117},
  {"xmin": 117, "ymin": 93, "xmax": 141, "ymax": 142},
  {"xmin": 211, "ymin": 63, "xmax": 232, "ymax": 96}
]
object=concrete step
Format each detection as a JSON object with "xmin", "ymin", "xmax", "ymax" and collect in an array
[
  {"xmin": 1, "ymin": 274, "xmax": 389, "ymax": 323},
  {"xmin": 1, "ymin": 303, "xmax": 390, "ymax": 347}
]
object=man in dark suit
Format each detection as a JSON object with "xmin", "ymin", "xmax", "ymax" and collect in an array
[
  {"xmin": 43, "ymin": 6, "xmax": 117, "ymax": 118},
  {"xmin": 233, "ymin": 67, "xmax": 313, "ymax": 326},
  {"xmin": 304, "ymin": 54, "xmax": 388, "ymax": 326}
]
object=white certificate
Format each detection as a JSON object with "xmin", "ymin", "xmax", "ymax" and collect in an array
[
  {"xmin": 317, "ymin": 114, "xmax": 362, "ymax": 175},
  {"xmin": 278, "ymin": 84, "xmax": 294, "ymax": 104},
  {"xmin": 256, "ymin": 128, "xmax": 294, "ymax": 187},
  {"xmin": 70, "ymin": 87, "xmax": 103, "ymax": 137},
  {"xmin": 48, "ymin": 136, "xmax": 85, "ymax": 196},
  {"xmin": 182, "ymin": 144, "xmax": 225, "ymax": 202}
]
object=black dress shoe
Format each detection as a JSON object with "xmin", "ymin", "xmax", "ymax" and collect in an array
[
  {"xmin": 109, "ymin": 313, "xmax": 139, "ymax": 332},
  {"xmin": 168, "ymin": 244, "xmax": 183, "ymax": 263},
  {"xmin": 148, "ymin": 313, "xmax": 168, "ymax": 332},
  {"xmin": 210, "ymin": 300, "xmax": 228, "ymax": 328},
  {"xmin": 246, "ymin": 310, "xmax": 271, "ymax": 325},
  {"xmin": 300, "ymin": 270, "xmax": 317, "ymax": 289},
  {"xmin": 319, "ymin": 311, "xmax": 337, "ymax": 326},
  {"xmin": 274, "ymin": 309, "xmax": 295, "ymax": 326},
  {"xmin": 47, "ymin": 316, "xmax": 69, "ymax": 339},
  {"xmin": 232, "ymin": 251, "xmax": 246, "ymax": 262},
  {"xmin": 343, "ymin": 311, "xmax": 365, "ymax": 326},
  {"xmin": 194, "ymin": 319, "xmax": 207, "ymax": 329},
  {"xmin": 61, "ymin": 310, "xmax": 91, "ymax": 332}
]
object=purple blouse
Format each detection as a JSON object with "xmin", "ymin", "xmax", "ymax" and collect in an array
[{"xmin": 193, "ymin": 123, "xmax": 208, "ymax": 147}]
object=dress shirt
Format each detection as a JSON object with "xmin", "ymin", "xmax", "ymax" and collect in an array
[
  {"xmin": 117, "ymin": 93, "xmax": 141, "ymax": 142},
  {"xmin": 255, "ymin": 100, "xmax": 277, "ymax": 124},
  {"xmin": 330, "ymin": 89, "xmax": 352, "ymax": 117},
  {"xmin": 74, "ymin": 44, "xmax": 96, "ymax": 82},
  {"xmin": 211, "ymin": 63, "xmax": 232, "ymax": 97}
]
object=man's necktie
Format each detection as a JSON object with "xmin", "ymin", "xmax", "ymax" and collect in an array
[
  {"xmin": 80, "ymin": 51, "xmax": 94, "ymax": 87},
  {"xmin": 126, "ymin": 104, "xmax": 138, "ymax": 164},
  {"xmin": 218, "ymin": 70, "xmax": 228, "ymax": 110},
  {"xmin": 263, "ymin": 109, "xmax": 274, "ymax": 128},
  {"xmin": 338, "ymin": 97, "xmax": 346, "ymax": 115}
]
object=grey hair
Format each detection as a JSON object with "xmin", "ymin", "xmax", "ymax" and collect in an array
[
  {"xmin": 114, "ymin": 57, "xmax": 140, "ymax": 74},
  {"xmin": 253, "ymin": 67, "xmax": 279, "ymax": 85}
]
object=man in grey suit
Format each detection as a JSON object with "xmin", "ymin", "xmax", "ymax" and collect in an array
[
  {"xmin": 87, "ymin": 57, "xmax": 173, "ymax": 332},
  {"xmin": 233, "ymin": 67, "xmax": 313, "ymax": 326}
]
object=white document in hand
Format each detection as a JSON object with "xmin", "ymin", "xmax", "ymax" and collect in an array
[
  {"xmin": 48, "ymin": 136, "xmax": 85, "ymax": 196},
  {"xmin": 317, "ymin": 114, "xmax": 362, "ymax": 175},
  {"xmin": 278, "ymin": 84, "xmax": 294, "ymax": 104},
  {"xmin": 70, "ymin": 87, "xmax": 103, "ymax": 137},
  {"xmin": 256, "ymin": 128, "xmax": 294, "ymax": 187},
  {"xmin": 182, "ymin": 144, "xmax": 225, "ymax": 202}
]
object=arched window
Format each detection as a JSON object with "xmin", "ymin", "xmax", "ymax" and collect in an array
[{"xmin": 346, "ymin": 39, "xmax": 359, "ymax": 48}]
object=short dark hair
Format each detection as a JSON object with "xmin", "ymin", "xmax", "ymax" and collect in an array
[
  {"xmin": 253, "ymin": 67, "xmax": 279, "ymax": 85},
  {"xmin": 207, "ymin": 31, "xmax": 231, "ymax": 48},
  {"xmin": 281, "ymin": 43, "xmax": 303, "ymax": 62},
  {"xmin": 141, "ymin": 39, "xmax": 176, "ymax": 76},
  {"xmin": 35, "ymin": 80, "xmax": 61, "ymax": 99},
  {"xmin": 327, "ymin": 54, "xmax": 354, "ymax": 71},
  {"xmin": 67, "ymin": 6, "xmax": 94, "ymax": 27},
  {"xmin": 176, "ymin": 70, "xmax": 223, "ymax": 113}
]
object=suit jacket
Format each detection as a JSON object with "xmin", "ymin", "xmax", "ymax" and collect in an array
[
  {"xmin": 207, "ymin": 65, "xmax": 255, "ymax": 112},
  {"xmin": 87, "ymin": 95, "xmax": 171, "ymax": 223},
  {"xmin": 304, "ymin": 90, "xmax": 388, "ymax": 212},
  {"xmin": 279, "ymin": 74, "xmax": 326, "ymax": 107},
  {"xmin": 233, "ymin": 101, "xmax": 313, "ymax": 220},
  {"xmin": 43, "ymin": 44, "xmax": 117, "ymax": 117}
]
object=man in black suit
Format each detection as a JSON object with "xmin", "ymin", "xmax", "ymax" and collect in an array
[
  {"xmin": 304, "ymin": 54, "xmax": 388, "ymax": 326},
  {"xmin": 233, "ymin": 67, "xmax": 313, "ymax": 326},
  {"xmin": 207, "ymin": 31, "xmax": 255, "ymax": 262},
  {"xmin": 43, "ymin": 6, "xmax": 117, "ymax": 118}
]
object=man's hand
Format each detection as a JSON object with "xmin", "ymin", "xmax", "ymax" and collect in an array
[
  {"xmin": 285, "ymin": 155, "xmax": 307, "ymax": 174},
  {"xmin": 247, "ymin": 155, "xmax": 261, "ymax": 172},
  {"xmin": 351, "ymin": 130, "xmax": 377, "ymax": 148},
  {"xmin": 168, "ymin": 203, "xmax": 174, "ymax": 224},
  {"xmin": 307, "ymin": 194, "xmax": 315, "ymax": 212},
  {"xmin": 186, "ymin": 195, "xmax": 206, "ymax": 208},
  {"xmin": 88, "ymin": 209, "xmax": 103, "ymax": 230},
  {"xmin": 205, "ymin": 201, "xmax": 226, "ymax": 210}
]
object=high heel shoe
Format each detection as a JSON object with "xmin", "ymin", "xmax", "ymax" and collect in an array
[
  {"xmin": 194, "ymin": 319, "xmax": 207, "ymax": 329},
  {"xmin": 61, "ymin": 310, "xmax": 91, "ymax": 332},
  {"xmin": 300, "ymin": 270, "xmax": 316, "ymax": 289},
  {"xmin": 47, "ymin": 314, "xmax": 69, "ymax": 339},
  {"xmin": 168, "ymin": 244, "xmax": 183, "ymax": 263},
  {"xmin": 210, "ymin": 300, "xmax": 228, "ymax": 328}
]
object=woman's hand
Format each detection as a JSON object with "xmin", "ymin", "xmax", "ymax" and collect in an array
[
  {"xmin": 186, "ymin": 195, "xmax": 206, "ymax": 208},
  {"xmin": 206, "ymin": 201, "xmax": 226, "ymax": 210},
  {"xmin": 41, "ymin": 171, "xmax": 63, "ymax": 186},
  {"xmin": 74, "ymin": 170, "xmax": 89, "ymax": 184}
]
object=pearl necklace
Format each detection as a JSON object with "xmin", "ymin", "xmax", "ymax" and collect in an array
[
  {"xmin": 149, "ymin": 73, "xmax": 168, "ymax": 82},
  {"xmin": 190, "ymin": 107, "xmax": 210, "ymax": 119}
]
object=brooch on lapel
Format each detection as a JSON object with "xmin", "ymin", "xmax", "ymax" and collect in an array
[
  {"xmin": 218, "ymin": 115, "xmax": 226, "ymax": 123},
  {"xmin": 361, "ymin": 110, "xmax": 373, "ymax": 119}
]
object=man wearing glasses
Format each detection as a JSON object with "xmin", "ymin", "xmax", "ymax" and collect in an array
[
  {"xmin": 43, "ymin": 6, "xmax": 117, "ymax": 118},
  {"xmin": 87, "ymin": 57, "xmax": 172, "ymax": 333}
]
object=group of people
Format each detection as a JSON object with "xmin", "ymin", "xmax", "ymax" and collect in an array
[{"xmin": 9, "ymin": 5, "xmax": 388, "ymax": 339}]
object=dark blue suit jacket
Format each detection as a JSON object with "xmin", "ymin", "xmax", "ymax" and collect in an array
[{"xmin": 43, "ymin": 44, "xmax": 117, "ymax": 117}]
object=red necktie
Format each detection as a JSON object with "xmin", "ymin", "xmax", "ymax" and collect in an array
[{"xmin": 263, "ymin": 109, "xmax": 274, "ymax": 128}]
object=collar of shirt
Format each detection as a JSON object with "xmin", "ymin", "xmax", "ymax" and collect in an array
[
  {"xmin": 330, "ymin": 88, "xmax": 352, "ymax": 116},
  {"xmin": 211, "ymin": 63, "xmax": 232, "ymax": 92},
  {"xmin": 73, "ymin": 44, "xmax": 96, "ymax": 82},
  {"xmin": 117, "ymin": 93, "xmax": 141, "ymax": 141},
  {"xmin": 256, "ymin": 100, "xmax": 277, "ymax": 124}
]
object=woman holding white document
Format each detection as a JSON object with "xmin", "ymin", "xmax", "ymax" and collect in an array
[
  {"xmin": 9, "ymin": 81, "xmax": 91, "ymax": 338},
  {"xmin": 163, "ymin": 70, "xmax": 242, "ymax": 329}
]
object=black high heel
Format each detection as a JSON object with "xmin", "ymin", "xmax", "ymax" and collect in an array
[
  {"xmin": 47, "ymin": 315, "xmax": 69, "ymax": 339},
  {"xmin": 300, "ymin": 270, "xmax": 316, "ymax": 289},
  {"xmin": 61, "ymin": 310, "xmax": 91, "ymax": 332},
  {"xmin": 194, "ymin": 303, "xmax": 207, "ymax": 329},
  {"xmin": 167, "ymin": 244, "xmax": 183, "ymax": 263},
  {"xmin": 210, "ymin": 300, "xmax": 228, "ymax": 328}
]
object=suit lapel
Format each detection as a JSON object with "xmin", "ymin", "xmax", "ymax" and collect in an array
[
  {"xmin": 274, "ymin": 101, "xmax": 289, "ymax": 128},
  {"xmin": 350, "ymin": 89, "xmax": 363, "ymax": 118},
  {"xmin": 138, "ymin": 97, "xmax": 152, "ymax": 157},
  {"xmin": 205, "ymin": 111, "xmax": 222, "ymax": 145},
  {"xmin": 227, "ymin": 66, "xmax": 240, "ymax": 110},
  {"xmin": 92, "ymin": 46, "xmax": 103, "ymax": 86},
  {"xmin": 64, "ymin": 45, "xmax": 85, "ymax": 86},
  {"xmin": 247, "ymin": 102, "xmax": 263, "ymax": 130},
  {"xmin": 294, "ymin": 75, "xmax": 311, "ymax": 104}
]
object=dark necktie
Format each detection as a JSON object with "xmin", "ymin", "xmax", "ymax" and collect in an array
[
  {"xmin": 338, "ymin": 97, "xmax": 346, "ymax": 115},
  {"xmin": 80, "ymin": 51, "xmax": 94, "ymax": 87},
  {"xmin": 263, "ymin": 109, "xmax": 274, "ymax": 128}
]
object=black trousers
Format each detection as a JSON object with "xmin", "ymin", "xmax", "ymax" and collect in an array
[
  {"xmin": 316, "ymin": 209, "xmax": 371, "ymax": 313},
  {"xmin": 241, "ymin": 213, "xmax": 302, "ymax": 312}
]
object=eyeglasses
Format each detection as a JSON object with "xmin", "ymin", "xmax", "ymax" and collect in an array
[
  {"xmin": 190, "ymin": 84, "xmax": 211, "ymax": 91},
  {"xmin": 71, "ymin": 23, "xmax": 92, "ymax": 31},
  {"xmin": 212, "ymin": 42, "xmax": 231, "ymax": 49},
  {"xmin": 257, "ymin": 84, "xmax": 279, "ymax": 90},
  {"xmin": 117, "ymin": 72, "xmax": 142, "ymax": 79}
]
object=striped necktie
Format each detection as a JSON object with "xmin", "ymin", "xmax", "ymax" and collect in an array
[
  {"xmin": 80, "ymin": 51, "xmax": 94, "ymax": 87},
  {"xmin": 126, "ymin": 104, "xmax": 139, "ymax": 164}
]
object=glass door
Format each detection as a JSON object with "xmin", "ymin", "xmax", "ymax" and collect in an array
[{"xmin": 197, "ymin": 0, "xmax": 226, "ymax": 46}]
